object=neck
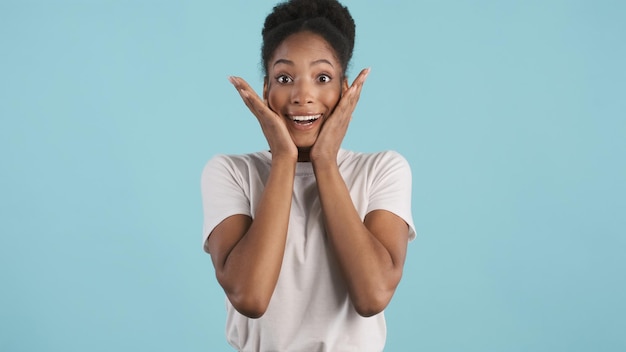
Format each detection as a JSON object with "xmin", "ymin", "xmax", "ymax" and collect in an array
[{"xmin": 297, "ymin": 148, "xmax": 310, "ymax": 162}]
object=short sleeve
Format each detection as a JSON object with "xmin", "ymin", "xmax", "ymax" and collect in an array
[
  {"xmin": 200, "ymin": 155, "xmax": 252, "ymax": 251},
  {"xmin": 367, "ymin": 151, "xmax": 416, "ymax": 241}
]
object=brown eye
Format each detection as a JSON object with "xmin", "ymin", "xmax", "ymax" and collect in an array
[
  {"xmin": 276, "ymin": 75, "xmax": 293, "ymax": 84},
  {"xmin": 318, "ymin": 74, "xmax": 331, "ymax": 83}
]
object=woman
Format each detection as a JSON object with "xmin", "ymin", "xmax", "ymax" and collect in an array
[{"xmin": 201, "ymin": 0, "xmax": 416, "ymax": 350}]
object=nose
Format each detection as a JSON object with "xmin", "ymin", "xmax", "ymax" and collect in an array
[{"xmin": 291, "ymin": 79, "xmax": 314, "ymax": 105}]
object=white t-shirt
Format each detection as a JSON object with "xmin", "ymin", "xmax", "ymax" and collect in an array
[{"xmin": 201, "ymin": 149, "xmax": 416, "ymax": 352}]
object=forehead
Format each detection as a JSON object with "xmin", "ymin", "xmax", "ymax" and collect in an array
[{"xmin": 270, "ymin": 31, "xmax": 341, "ymax": 69}]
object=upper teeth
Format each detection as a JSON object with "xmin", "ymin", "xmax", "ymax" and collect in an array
[{"xmin": 292, "ymin": 114, "xmax": 321, "ymax": 121}]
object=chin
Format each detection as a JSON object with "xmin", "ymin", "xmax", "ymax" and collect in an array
[
  {"xmin": 292, "ymin": 135, "xmax": 318, "ymax": 149},
  {"xmin": 295, "ymin": 141, "xmax": 313, "ymax": 148}
]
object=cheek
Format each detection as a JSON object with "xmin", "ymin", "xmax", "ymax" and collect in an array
[
  {"xmin": 321, "ymin": 87, "xmax": 342, "ymax": 109},
  {"xmin": 266, "ymin": 87, "xmax": 287, "ymax": 112}
]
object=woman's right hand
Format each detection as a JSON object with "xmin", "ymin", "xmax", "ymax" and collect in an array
[{"xmin": 228, "ymin": 76, "xmax": 298, "ymax": 162}]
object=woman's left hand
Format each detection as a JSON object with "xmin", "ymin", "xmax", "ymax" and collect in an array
[{"xmin": 310, "ymin": 68, "xmax": 370, "ymax": 165}]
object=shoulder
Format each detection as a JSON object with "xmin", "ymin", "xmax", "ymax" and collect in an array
[
  {"xmin": 202, "ymin": 151, "xmax": 271, "ymax": 177},
  {"xmin": 339, "ymin": 149, "xmax": 411, "ymax": 174}
]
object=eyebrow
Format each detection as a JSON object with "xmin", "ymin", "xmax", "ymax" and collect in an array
[{"xmin": 272, "ymin": 58, "xmax": 335, "ymax": 68}]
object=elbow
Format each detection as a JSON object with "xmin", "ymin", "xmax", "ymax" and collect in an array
[
  {"xmin": 351, "ymin": 274, "xmax": 403, "ymax": 317},
  {"xmin": 352, "ymin": 289, "xmax": 394, "ymax": 317},
  {"xmin": 227, "ymin": 291, "xmax": 271, "ymax": 319},
  {"xmin": 353, "ymin": 298, "xmax": 390, "ymax": 317},
  {"xmin": 216, "ymin": 271, "xmax": 273, "ymax": 319}
]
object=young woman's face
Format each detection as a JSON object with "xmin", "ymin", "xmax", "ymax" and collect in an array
[{"xmin": 264, "ymin": 31, "xmax": 347, "ymax": 149}]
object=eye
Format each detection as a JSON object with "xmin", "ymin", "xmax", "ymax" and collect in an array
[
  {"xmin": 317, "ymin": 74, "xmax": 332, "ymax": 83},
  {"xmin": 276, "ymin": 75, "xmax": 293, "ymax": 84}
]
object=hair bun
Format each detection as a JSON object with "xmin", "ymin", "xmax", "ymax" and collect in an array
[
  {"xmin": 263, "ymin": 0, "xmax": 355, "ymax": 53},
  {"xmin": 261, "ymin": 0, "xmax": 356, "ymax": 74}
]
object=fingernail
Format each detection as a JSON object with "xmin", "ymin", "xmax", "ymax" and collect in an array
[{"xmin": 228, "ymin": 76, "xmax": 236, "ymax": 84}]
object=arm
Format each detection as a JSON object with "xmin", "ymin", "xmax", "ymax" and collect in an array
[
  {"xmin": 206, "ymin": 157, "xmax": 295, "ymax": 318},
  {"xmin": 310, "ymin": 68, "xmax": 409, "ymax": 316},
  {"xmin": 313, "ymin": 161, "xmax": 409, "ymax": 317},
  {"xmin": 205, "ymin": 77, "xmax": 298, "ymax": 318}
]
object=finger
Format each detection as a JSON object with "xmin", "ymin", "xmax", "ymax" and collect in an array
[
  {"xmin": 229, "ymin": 76, "xmax": 262, "ymax": 105},
  {"xmin": 228, "ymin": 76, "xmax": 254, "ymax": 92},
  {"xmin": 351, "ymin": 67, "xmax": 371, "ymax": 88},
  {"xmin": 347, "ymin": 67, "xmax": 370, "ymax": 101},
  {"xmin": 228, "ymin": 76, "xmax": 274, "ymax": 120},
  {"xmin": 333, "ymin": 67, "xmax": 370, "ymax": 117}
]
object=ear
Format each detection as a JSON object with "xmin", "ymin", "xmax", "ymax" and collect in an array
[
  {"xmin": 342, "ymin": 77, "xmax": 349, "ymax": 95},
  {"xmin": 263, "ymin": 76, "xmax": 269, "ymax": 101}
]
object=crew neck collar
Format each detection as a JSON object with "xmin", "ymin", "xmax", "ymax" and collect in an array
[{"xmin": 259, "ymin": 149, "xmax": 349, "ymax": 176}]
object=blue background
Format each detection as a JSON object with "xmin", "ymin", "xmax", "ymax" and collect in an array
[{"xmin": 1, "ymin": 0, "xmax": 625, "ymax": 351}]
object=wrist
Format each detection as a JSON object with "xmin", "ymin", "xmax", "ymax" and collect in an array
[
  {"xmin": 270, "ymin": 152, "xmax": 298, "ymax": 167},
  {"xmin": 311, "ymin": 155, "xmax": 338, "ymax": 172},
  {"xmin": 310, "ymin": 148, "xmax": 338, "ymax": 164}
]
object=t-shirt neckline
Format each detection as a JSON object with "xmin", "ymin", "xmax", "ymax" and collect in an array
[{"xmin": 259, "ymin": 150, "xmax": 349, "ymax": 176}]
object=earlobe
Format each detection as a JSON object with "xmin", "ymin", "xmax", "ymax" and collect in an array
[{"xmin": 342, "ymin": 78, "xmax": 349, "ymax": 95}]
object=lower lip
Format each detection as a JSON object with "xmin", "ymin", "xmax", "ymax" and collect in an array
[{"xmin": 289, "ymin": 117, "xmax": 321, "ymax": 131}]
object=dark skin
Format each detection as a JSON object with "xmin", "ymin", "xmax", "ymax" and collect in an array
[{"xmin": 207, "ymin": 31, "xmax": 409, "ymax": 318}]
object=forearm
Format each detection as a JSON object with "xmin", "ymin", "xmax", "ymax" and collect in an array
[
  {"xmin": 216, "ymin": 156, "xmax": 296, "ymax": 316},
  {"xmin": 313, "ymin": 160, "xmax": 402, "ymax": 316}
]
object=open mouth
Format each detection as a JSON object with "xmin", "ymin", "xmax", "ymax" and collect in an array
[{"xmin": 290, "ymin": 114, "xmax": 322, "ymax": 125}]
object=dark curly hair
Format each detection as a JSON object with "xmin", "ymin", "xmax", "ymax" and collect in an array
[{"xmin": 261, "ymin": 0, "xmax": 356, "ymax": 76}]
